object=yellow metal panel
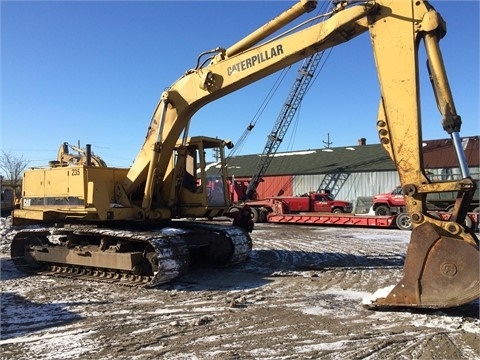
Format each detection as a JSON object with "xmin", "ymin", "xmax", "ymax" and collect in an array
[
  {"xmin": 45, "ymin": 168, "xmax": 70, "ymax": 195},
  {"xmin": 22, "ymin": 169, "xmax": 45, "ymax": 197},
  {"xmin": 67, "ymin": 167, "xmax": 86, "ymax": 198},
  {"xmin": 85, "ymin": 167, "xmax": 129, "ymax": 204},
  {"xmin": 13, "ymin": 209, "xmax": 48, "ymax": 221}
]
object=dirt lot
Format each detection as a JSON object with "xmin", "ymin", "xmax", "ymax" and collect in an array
[{"xmin": 1, "ymin": 218, "xmax": 479, "ymax": 359}]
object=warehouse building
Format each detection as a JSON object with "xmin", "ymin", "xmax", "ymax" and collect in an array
[{"xmin": 206, "ymin": 135, "xmax": 479, "ymax": 210}]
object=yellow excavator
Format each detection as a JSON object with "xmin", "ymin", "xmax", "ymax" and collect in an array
[{"xmin": 11, "ymin": 0, "xmax": 478, "ymax": 308}]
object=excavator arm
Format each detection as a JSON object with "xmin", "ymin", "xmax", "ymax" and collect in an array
[
  {"xmin": 122, "ymin": 0, "xmax": 477, "ymax": 308},
  {"xmin": 369, "ymin": 2, "xmax": 479, "ymax": 307}
]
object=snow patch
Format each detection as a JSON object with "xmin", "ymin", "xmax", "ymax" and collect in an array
[{"xmin": 362, "ymin": 285, "xmax": 395, "ymax": 305}]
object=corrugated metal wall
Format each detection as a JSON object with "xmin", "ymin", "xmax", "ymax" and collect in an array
[
  {"xmin": 426, "ymin": 167, "xmax": 480, "ymax": 181},
  {"xmin": 292, "ymin": 171, "xmax": 400, "ymax": 203}
]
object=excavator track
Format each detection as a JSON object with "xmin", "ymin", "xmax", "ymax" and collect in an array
[
  {"xmin": 172, "ymin": 221, "xmax": 253, "ymax": 266},
  {"xmin": 10, "ymin": 222, "xmax": 252, "ymax": 287}
]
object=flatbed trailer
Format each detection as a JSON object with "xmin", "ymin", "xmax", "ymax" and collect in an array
[
  {"xmin": 267, "ymin": 212, "xmax": 398, "ymax": 228},
  {"xmin": 266, "ymin": 198, "xmax": 479, "ymax": 231}
]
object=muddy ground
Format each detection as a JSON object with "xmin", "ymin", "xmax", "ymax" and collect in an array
[{"xmin": 1, "ymin": 218, "xmax": 479, "ymax": 359}]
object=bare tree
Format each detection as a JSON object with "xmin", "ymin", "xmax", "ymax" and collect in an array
[{"xmin": 0, "ymin": 150, "xmax": 29, "ymax": 187}]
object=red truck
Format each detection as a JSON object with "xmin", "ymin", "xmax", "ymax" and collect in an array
[
  {"xmin": 372, "ymin": 185, "xmax": 479, "ymax": 230},
  {"xmin": 373, "ymin": 184, "xmax": 480, "ymax": 216},
  {"xmin": 372, "ymin": 186, "xmax": 406, "ymax": 216},
  {"xmin": 242, "ymin": 191, "xmax": 353, "ymax": 223}
]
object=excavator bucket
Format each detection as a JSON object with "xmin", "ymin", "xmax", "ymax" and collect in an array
[{"xmin": 367, "ymin": 222, "xmax": 479, "ymax": 309}]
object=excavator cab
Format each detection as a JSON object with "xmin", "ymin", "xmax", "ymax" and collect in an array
[{"xmin": 173, "ymin": 136, "xmax": 233, "ymax": 219}]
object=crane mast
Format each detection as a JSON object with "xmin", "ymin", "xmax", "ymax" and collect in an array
[{"xmin": 245, "ymin": 52, "xmax": 325, "ymax": 200}]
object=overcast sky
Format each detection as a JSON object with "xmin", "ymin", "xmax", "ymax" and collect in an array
[{"xmin": 1, "ymin": 0, "xmax": 479, "ymax": 168}]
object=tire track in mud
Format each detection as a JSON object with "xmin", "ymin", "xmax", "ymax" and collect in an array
[{"xmin": 1, "ymin": 222, "xmax": 479, "ymax": 359}]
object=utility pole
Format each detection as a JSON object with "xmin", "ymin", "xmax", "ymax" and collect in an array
[{"xmin": 323, "ymin": 133, "xmax": 333, "ymax": 148}]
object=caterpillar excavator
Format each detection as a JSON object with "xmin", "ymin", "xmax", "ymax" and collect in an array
[{"xmin": 10, "ymin": 0, "xmax": 478, "ymax": 308}]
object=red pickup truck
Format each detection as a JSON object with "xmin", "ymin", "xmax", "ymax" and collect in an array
[
  {"xmin": 243, "ymin": 191, "xmax": 353, "ymax": 222},
  {"xmin": 372, "ymin": 184, "xmax": 480, "ymax": 215}
]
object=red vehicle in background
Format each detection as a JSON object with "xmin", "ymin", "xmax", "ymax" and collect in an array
[
  {"xmin": 372, "ymin": 186, "xmax": 406, "ymax": 216},
  {"xmin": 373, "ymin": 184, "xmax": 480, "ymax": 216},
  {"xmin": 240, "ymin": 190, "xmax": 353, "ymax": 223}
]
